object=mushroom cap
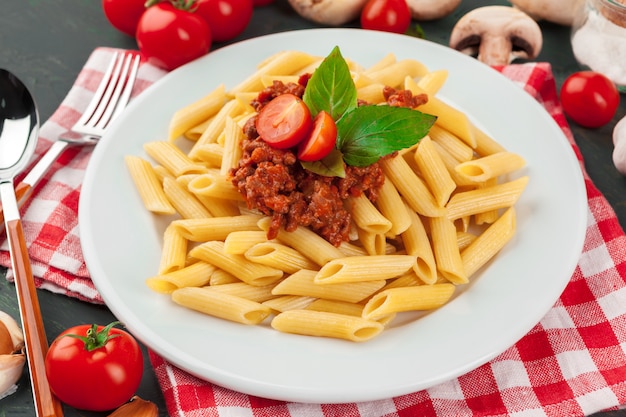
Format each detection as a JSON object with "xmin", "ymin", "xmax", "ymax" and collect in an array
[
  {"xmin": 288, "ymin": 0, "xmax": 370, "ymax": 26},
  {"xmin": 449, "ymin": 5, "xmax": 543, "ymax": 66},
  {"xmin": 509, "ymin": 0, "xmax": 585, "ymax": 26},
  {"xmin": 406, "ymin": 0, "xmax": 463, "ymax": 21}
]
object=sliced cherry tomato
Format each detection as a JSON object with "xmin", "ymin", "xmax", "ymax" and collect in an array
[
  {"xmin": 195, "ymin": 0, "xmax": 253, "ymax": 43},
  {"xmin": 45, "ymin": 322, "xmax": 143, "ymax": 412},
  {"xmin": 102, "ymin": 0, "xmax": 146, "ymax": 37},
  {"xmin": 136, "ymin": 2, "xmax": 212, "ymax": 71},
  {"xmin": 256, "ymin": 93, "xmax": 312, "ymax": 149},
  {"xmin": 298, "ymin": 111, "xmax": 337, "ymax": 161},
  {"xmin": 560, "ymin": 71, "xmax": 620, "ymax": 128},
  {"xmin": 361, "ymin": 0, "xmax": 411, "ymax": 34}
]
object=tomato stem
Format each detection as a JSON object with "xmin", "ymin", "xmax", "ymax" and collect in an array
[
  {"xmin": 144, "ymin": 0, "xmax": 198, "ymax": 11},
  {"xmin": 64, "ymin": 321, "xmax": 123, "ymax": 352}
]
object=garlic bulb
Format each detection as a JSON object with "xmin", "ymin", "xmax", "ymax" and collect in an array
[{"xmin": 0, "ymin": 311, "xmax": 25, "ymax": 399}]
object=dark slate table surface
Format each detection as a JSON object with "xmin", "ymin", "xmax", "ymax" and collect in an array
[{"xmin": 1, "ymin": 0, "xmax": 625, "ymax": 416}]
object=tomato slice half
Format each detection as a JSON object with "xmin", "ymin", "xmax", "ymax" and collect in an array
[
  {"xmin": 256, "ymin": 93, "xmax": 312, "ymax": 149},
  {"xmin": 298, "ymin": 111, "xmax": 337, "ymax": 161}
]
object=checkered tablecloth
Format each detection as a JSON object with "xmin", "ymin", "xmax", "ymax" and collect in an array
[{"xmin": 1, "ymin": 48, "xmax": 625, "ymax": 416}]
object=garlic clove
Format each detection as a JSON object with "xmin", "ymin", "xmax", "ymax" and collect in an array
[
  {"xmin": 0, "ymin": 350, "xmax": 25, "ymax": 400},
  {"xmin": 0, "ymin": 311, "xmax": 26, "ymax": 399},
  {"xmin": 107, "ymin": 396, "xmax": 158, "ymax": 417},
  {"xmin": 0, "ymin": 310, "xmax": 24, "ymax": 351}
]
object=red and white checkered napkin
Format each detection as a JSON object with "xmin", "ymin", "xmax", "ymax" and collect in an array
[
  {"xmin": 0, "ymin": 47, "xmax": 166, "ymax": 302},
  {"xmin": 2, "ymin": 48, "xmax": 625, "ymax": 416},
  {"xmin": 148, "ymin": 64, "xmax": 626, "ymax": 417}
]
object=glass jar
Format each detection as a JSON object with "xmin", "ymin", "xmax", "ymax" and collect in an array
[{"xmin": 571, "ymin": 0, "xmax": 626, "ymax": 92}]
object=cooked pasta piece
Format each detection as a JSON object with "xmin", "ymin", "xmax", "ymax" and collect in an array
[
  {"xmin": 190, "ymin": 241, "xmax": 283, "ymax": 286},
  {"xmin": 146, "ymin": 261, "xmax": 216, "ymax": 294},
  {"xmin": 314, "ymin": 255, "xmax": 417, "ymax": 284},
  {"xmin": 172, "ymin": 287, "xmax": 271, "ymax": 325},
  {"xmin": 168, "ymin": 84, "xmax": 227, "ymax": 140},
  {"xmin": 362, "ymin": 283, "xmax": 456, "ymax": 320},
  {"xmin": 125, "ymin": 155, "xmax": 175, "ymax": 215},
  {"xmin": 271, "ymin": 310, "xmax": 384, "ymax": 342},
  {"xmin": 272, "ymin": 269, "xmax": 385, "ymax": 304}
]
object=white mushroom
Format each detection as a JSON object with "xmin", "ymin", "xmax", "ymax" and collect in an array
[
  {"xmin": 612, "ymin": 115, "xmax": 626, "ymax": 175},
  {"xmin": 508, "ymin": 0, "xmax": 585, "ymax": 26},
  {"xmin": 287, "ymin": 0, "xmax": 370, "ymax": 26},
  {"xmin": 449, "ymin": 6, "xmax": 543, "ymax": 66},
  {"xmin": 406, "ymin": 0, "xmax": 462, "ymax": 21}
]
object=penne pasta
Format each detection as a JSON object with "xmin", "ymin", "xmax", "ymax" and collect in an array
[
  {"xmin": 158, "ymin": 224, "xmax": 188, "ymax": 274},
  {"xmin": 168, "ymin": 84, "xmax": 227, "ymax": 140},
  {"xmin": 455, "ymin": 152, "xmax": 526, "ymax": 183},
  {"xmin": 172, "ymin": 287, "xmax": 271, "ymax": 325},
  {"xmin": 314, "ymin": 255, "xmax": 417, "ymax": 284},
  {"xmin": 271, "ymin": 310, "xmax": 384, "ymax": 342},
  {"xmin": 146, "ymin": 261, "xmax": 216, "ymax": 294},
  {"xmin": 430, "ymin": 216, "xmax": 468, "ymax": 284},
  {"xmin": 172, "ymin": 214, "xmax": 261, "ymax": 241},
  {"xmin": 272, "ymin": 269, "xmax": 385, "ymax": 304},
  {"xmin": 125, "ymin": 155, "xmax": 175, "ymax": 215},
  {"xmin": 244, "ymin": 241, "xmax": 318, "ymax": 274},
  {"xmin": 190, "ymin": 241, "xmax": 283, "ymax": 286},
  {"xmin": 446, "ymin": 176, "xmax": 529, "ymax": 221},
  {"xmin": 362, "ymin": 283, "xmax": 456, "ymax": 320}
]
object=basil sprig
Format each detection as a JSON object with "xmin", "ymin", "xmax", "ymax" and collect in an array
[{"xmin": 301, "ymin": 46, "xmax": 437, "ymax": 176}]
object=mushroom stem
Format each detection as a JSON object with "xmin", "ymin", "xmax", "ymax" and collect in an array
[{"xmin": 449, "ymin": 6, "xmax": 543, "ymax": 66}]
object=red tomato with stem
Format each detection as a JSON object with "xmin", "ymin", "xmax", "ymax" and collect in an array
[
  {"xmin": 361, "ymin": 0, "xmax": 411, "ymax": 34},
  {"xmin": 560, "ymin": 71, "xmax": 620, "ymax": 128},
  {"xmin": 136, "ymin": 2, "xmax": 212, "ymax": 71},
  {"xmin": 195, "ymin": 0, "xmax": 253, "ymax": 42},
  {"xmin": 298, "ymin": 111, "xmax": 337, "ymax": 161},
  {"xmin": 102, "ymin": 0, "xmax": 146, "ymax": 37},
  {"xmin": 45, "ymin": 322, "xmax": 143, "ymax": 412},
  {"xmin": 256, "ymin": 94, "xmax": 313, "ymax": 149}
]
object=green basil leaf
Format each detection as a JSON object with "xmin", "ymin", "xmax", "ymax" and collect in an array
[
  {"xmin": 300, "ymin": 148, "xmax": 346, "ymax": 178},
  {"xmin": 337, "ymin": 105, "xmax": 437, "ymax": 167},
  {"xmin": 303, "ymin": 46, "xmax": 357, "ymax": 121}
]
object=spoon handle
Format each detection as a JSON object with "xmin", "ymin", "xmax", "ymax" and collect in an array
[{"xmin": 0, "ymin": 182, "xmax": 63, "ymax": 417}]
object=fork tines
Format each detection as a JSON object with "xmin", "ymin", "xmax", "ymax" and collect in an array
[{"xmin": 77, "ymin": 51, "xmax": 140, "ymax": 136}]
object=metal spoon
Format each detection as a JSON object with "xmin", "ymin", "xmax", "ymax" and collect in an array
[{"xmin": 0, "ymin": 69, "xmax": 63, "ymax": 417}]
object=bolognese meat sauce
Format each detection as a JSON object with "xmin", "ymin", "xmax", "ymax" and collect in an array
[{"xmin": 230, "ymin": 79, "xmax": 422, "ymax": 247}]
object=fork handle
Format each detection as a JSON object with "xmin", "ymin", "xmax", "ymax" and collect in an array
[{"xmin": 0, "ymin": 141, "xmax": 69, "ymax": 226}]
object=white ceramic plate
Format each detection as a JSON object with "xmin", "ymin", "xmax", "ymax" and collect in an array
[{"xmin": 79, "ymin": 29, "xmax": 587, "ymax": 404}]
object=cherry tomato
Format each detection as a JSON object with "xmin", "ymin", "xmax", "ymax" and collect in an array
[
  {"xmin": 298, "ymin": 111, "xmax": 337, "ymax": 161},
  {"xmin": 195, "ymin": 0, "xmax": 253, "ymax": 43},
  {"xmin": 253, "ymin": 0, "xmax": 274, "ymax": 5},
  {"xmin": 136, "ymin": 2, "xmax": 212, "ymax": 71},
  {"xmin": 45, "ymin": 322, "xmax": 143, "ymax": 412},
  {"xmin": 256, "ymin": 94, "xmax": 313, "ymax": 149},
  {"xmin": 102, "ymin": 0, "xmax": 146, "ymax": 37},
  {"xmin": 560, "ymin": 71, "xmax": 620, "ymax": 128},
  {"xmin": 361, "ymin": 0, "xmax": 411, "ymax": 34}
]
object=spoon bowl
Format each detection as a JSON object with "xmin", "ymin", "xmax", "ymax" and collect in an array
[{"xmin": 0, "ymin": 69, "xmax": 63, "ymax": 417}]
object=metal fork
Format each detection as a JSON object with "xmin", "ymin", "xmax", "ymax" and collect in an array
[{"xmin": 0, "ymin": 51, "xmax": 140, "ymax": 225}]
